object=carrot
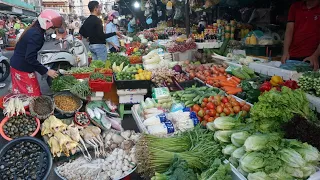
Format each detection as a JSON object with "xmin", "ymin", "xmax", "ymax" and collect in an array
[
  {"xmin": 220, "ymin": 81, "xmax": 237, "ymax": 87},
  {"xmin": 228, "ymin": 78, "xmax": 239, "ymax": 85},
  {"xmin": 212, "ymin": 76, "xmax": 227, "ymax": 80},
  {"xmin": 231, "ymin": 76, "xmax": 241, "ymax": 83},
  {"xmin": 222, "ymin": 86, "xmax": 237, "ymax": 91},
  {"xmin": 226, "ymin": 88, "xmax": 243, "ymax": 95}
]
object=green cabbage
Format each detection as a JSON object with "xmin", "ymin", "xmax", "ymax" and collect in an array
[
  {"xmin": 247, "ymin": 172, "xmax": 271, "ymax": 180},
  {"xmin": 268, "ymin": 169, "xmax": 294, "ymax": 180},
  {"xmin": 231, "ymin": 147, "xmax": 246, "ymax": 159},
  {"xmin": 244, "ymin": 133, "xmax": 281, "ymax": 152},
  {"xmin": 228, "ymin": 157, "xmax": 239, "ymax": 167},
  {"xmin": 231, "ymin": 131, "xmax": 250, "ymax": 147},
  {"xmin": 295, "ymin": 145, "xmax": 320, "ymax": 163},
  {"xmin": 214, "ymin": 131, "xmax": 234, "ymax": 143},
  {"xmin": 301, "ymin": 163, "xmax": 317, "ymax": 178},
  {"xmin": 212, "ymin": 117, "xmax": 239, "ymax": 130},
  {"xmin": 222, "ymin": 145, "xmax": 238, "ymax": 155},
  {"xmin": 284, "ymin": 165, "xmax": 304, "ymax": 178},
  {"xmin": 279, "ymin": 148, "xmax": 306, "ymax": 168},
  {"xmin": 240, "ymin": 152, "xmax": 266, "ymax": 173}
]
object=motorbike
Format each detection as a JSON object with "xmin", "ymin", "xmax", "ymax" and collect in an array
[
  {"xmin": 0, "ymin": 48, "xmax": 10, "ymax": 83},
  {"xmin": 38, "ymin": 32, "xmax": 88, "ymax": 86}
]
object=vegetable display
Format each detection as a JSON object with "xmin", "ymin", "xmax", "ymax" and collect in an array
[
  {"xmin": 299, "ymin": 71, "xmax": 320, "ymax": 96},
  {"xmin": 250, "ymin": 87, "xmax": 316, "ymax": 133},
  {"xmin": 108, "ymin": 53, "xmax": 129, "ymax": 67},
  {"xmin": 65, "ymin": 67, "xmax": 94, "ymax": 74},
  {"xmin": 51, "ymin": 75, "xmax": 79, "ymax": 92},
  {"xmin": 70, "ymin": 80, "xmax": 91, "ymax": 98},
  {"xmin": 3, "ymin": 114, "xmax": 37, "ymax": 139},
  {"xmin": 90, "ymin": 72, "xmax": 112, "ymax": 82},
  {"xmin": 151, "ymin": 68, "xmax": 188, "ymax": 87},
  {"xmin": 136, "ymin": 126, "xmax": 222, "ymax": 177},
  {"xmin": 3, "ymin": 97, "xmax": 25, "ymax": 117},
  {"xmin": 0, "ymin": 140, "xmax": 50, "ymax": 180},
  {"xmin": 172, "ymin": 86, "xmax": 224, "ymax": 107},
  {"xmin": 192, "ymin": 95, "xmax": 251, "ymax": 124},
  {"xmin": 166, "ymin": 38, "xmax": 197, "ymax": 53},
  {"xmin": 89, "ymin": 60, "xmax": 105, "ymax": 68}
]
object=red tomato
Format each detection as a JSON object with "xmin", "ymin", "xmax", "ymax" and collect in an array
[
  {"xmin": 221, "ymin": 97, "xmax": 229, "ymax": 103},
  {"xmin": 201, "ymin": 102, "xmax": 207, "ymax": 108},
  {"xmin": 208, "ymin": 109, "xmax": 216, "ymax": 117},
  {"xmin": 231, "ymin": 101, "xmax": 240, "ymax": 107},
  {"xmin": 239, "ymin": 101, "xmax": 246, "ymax": 107},
  {"xmin": 216, "ymin": 106, "xmax": 223, "ymax": 113},
  {"xmin": 229, "ymin": 107, "xmax": 234, "ymax": 114},
  {"xmin": 233, "ymin": 106, "xmax": 241, "ymax": 113},
  {"xmin": 225, "ymin": 102, "xmax": 232, "ymax": 108},
  {"xmin": 223, "ymin": 108, "xmax": 231, "ymax": 115},
  {"xmin": 242, "ymin": 104, "xmax": 251, "ymax": 112},
  {"xmin": 204, "ymin": 115, "xmax": 210, "ymax": 121},
  {"xmin": 192, "ymin": 104, "xmax": 201, "ymax": 112},
  {"xmin": 208, "ymin": 117, "xmax": 214, "ymax": 122},
  {"xmin": 220, "ymin": 103, "xmax": 225, "ymax": 108},
  {"xmin": 203, "ymin": 98, "xmax": 208, "ymax": 103},
  {"xmin": 206, "ymin": 102, "xmax": 215, "ymax": 109},
  {"xmin": 208, "ymin": 96, "xmax": 214, "ymax": 102}
]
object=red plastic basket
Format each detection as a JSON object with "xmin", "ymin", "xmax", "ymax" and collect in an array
[
  {"xmin": 89, "ymin": 74, "xmax": 113, "ymax": 92},
  {"xmin": 70, "ymin": 73, "xmax": 91, "ymax": 79}
]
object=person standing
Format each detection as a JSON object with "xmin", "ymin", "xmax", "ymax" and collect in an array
[
  {"xmin": 10, "ymin": 9, "xmax": 62, "ymax": 96},
  {"xmin": 105, "ymin": 14, "xmax": 120, "ymax": 53},
  {"xmin": 281, "ymin": 0, "xmax": 320, "ymax": 70},
  {"xmin": 80, "ymin": 1, "xmax": 121, "ymax": 61}
]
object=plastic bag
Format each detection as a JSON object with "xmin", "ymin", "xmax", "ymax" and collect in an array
[{"xmin": 258, "ymin": 35, "xmax": 273, "ymax": 45}]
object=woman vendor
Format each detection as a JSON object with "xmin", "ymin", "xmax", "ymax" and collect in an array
[{"xmin": 10, "ymin": 9, "xmax": 63, "ymax": 96}]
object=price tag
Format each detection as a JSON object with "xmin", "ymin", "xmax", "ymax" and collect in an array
[{"xmin": 0, "ymin": 40, "xmax": 4, "ymax": 45}]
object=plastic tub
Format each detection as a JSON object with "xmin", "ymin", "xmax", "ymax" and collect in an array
[
  {"xmin": 89, "ymin": 74, "xmax": 114, "ymax": 92},
  {"xmin": 74, "ymin": 112, "xmax": 90, "ymax": 127},
  {"xmin": 114, "ymin": 73, "xmax": 152, "ymax": 89},
  {"xmin": 0, "ymin": 112, "xmax": 40, "ymax": 141},
  {"xmin": 0, "ymin": 137, "xmax": 53, "ymax": 180}
]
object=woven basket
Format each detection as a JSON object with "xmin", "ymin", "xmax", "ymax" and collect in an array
[
  {"xmin": 53, "ymin": 91, "xmax": 83, "ymax": 117},
  {"xmin": 29, "ymin": 95, "xmax": 54, "ymax": 121}
]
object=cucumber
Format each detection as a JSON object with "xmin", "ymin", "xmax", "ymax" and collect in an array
[
  {"xmin": 199, "ymin": 96, "xmax": 205, "ymax": 104},
  {"xmin": 193, "ymin": 95, "xmax": 201, "ymax": 102},
  {"xmin": 182, "ymin": 94, "xmax": 197, "ymax": 98},
  {"xmin": 185, "ymin": 103, "xmax": 194, "ymax": 107},
  {"xmin": 185, "ymin": 100, "xmax": 193, "ymax": 105}
]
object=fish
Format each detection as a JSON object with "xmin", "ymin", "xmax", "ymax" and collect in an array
[
  {"xmin": 106, "ymin": 116, "xmax": 123, "ymax": 131},
  {"xmin": 101, "ymin": 114, "xmax": 111, "ymax": 129}
]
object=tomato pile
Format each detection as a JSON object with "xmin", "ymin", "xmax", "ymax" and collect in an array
[{"xmin": 191, "ymin": 95, "xmax": 251, "ymax": 125}]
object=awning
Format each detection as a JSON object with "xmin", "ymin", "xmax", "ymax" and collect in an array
[{"xmin": 22, "ymin": 9, "xmax": 37, "ymax": 17}]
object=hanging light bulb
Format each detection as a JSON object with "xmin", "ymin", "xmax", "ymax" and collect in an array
[{"xmin": 133, "ymin": 1, "xmax": 140, "ymax": 8}]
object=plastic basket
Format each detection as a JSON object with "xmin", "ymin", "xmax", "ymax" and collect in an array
[
  {"xmin": 114, "ymin": 73, "xmax": 152, "ymax": 89},
  {"xmin": 172, "ymin": 49, "xmax": 196, "ymax": 61},
  {"xmin": 70, "ymin": 73, "xmax": 91, "ymax": 79},
  {"xmin": 29, "ymin": 95, "xmax": 54, "ymax": 121},
  {"xmin": 89, "ymin": 74, "xmax": 113, "ymax": 92}
]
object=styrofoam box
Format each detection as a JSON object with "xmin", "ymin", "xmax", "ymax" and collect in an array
[
  {"xmin": 117, "ymin": 89, "xmax": 148, "ymax": 95},
  {"xmin": 172, "ymin": 49, "xmax": 196, "ymax": 61},
  {"xmin": 196, "ymin": 42, "xmax": 223, "ymax": 49},
  {"xmin": 119, "ymin": 94, "xmax": 145, "ymax": 104},
  {"xmin": 131, "ymin": 104, "xmax": 148, "ymax": 133}
]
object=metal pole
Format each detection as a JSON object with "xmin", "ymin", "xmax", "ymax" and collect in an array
[{"xmin": 185, "ymin": 0, "xmax": 190, "ymax": 36}]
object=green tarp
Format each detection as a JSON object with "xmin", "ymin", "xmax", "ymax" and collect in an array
[{"xmin": 1, "ymin": 0, "xmax": 34, "ymax": 11}]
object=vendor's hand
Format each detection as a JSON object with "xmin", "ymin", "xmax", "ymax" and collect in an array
[
  {"xmin": 114, "ymin": 46, "xmax": 120, "ymax": 51},
  {"xmin": 116, "ymin": 31, "xmax": 123, "ymax": 38},
  {"xmin": 47, "ymin": 69, "xmax": 59, "ymax": 78},
  {"xmin": 281, "ymin": 52, "xmax": 290, "ymax": 64},
  {"xmin": 304, "ymin": 55, "xmax": 319, "ymax": 71}
]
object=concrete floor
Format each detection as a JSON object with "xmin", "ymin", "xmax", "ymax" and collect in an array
[{"xmin": 0, "ymin": 41, "xmax": 143, "ymax": 180}]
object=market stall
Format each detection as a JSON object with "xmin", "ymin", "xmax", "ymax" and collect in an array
[{"xmin": 2, "ymin": 2, "xmax": 320, "ymax": 179}]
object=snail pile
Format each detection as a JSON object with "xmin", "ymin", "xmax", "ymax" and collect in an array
[
  {"xmin": 3, "ymin": 114, "xmax": 37, "ymax": 139},
  {"xmin": 0, "ymin": 141, "xmax": 49, "ymax": 180}
]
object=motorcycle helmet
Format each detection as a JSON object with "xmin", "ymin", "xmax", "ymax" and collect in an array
[{"xmin": 38, "ymin": 9, "xmax": 63, "ymax": 30}]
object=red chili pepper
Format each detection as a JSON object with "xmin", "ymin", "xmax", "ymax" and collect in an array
[{"xmin": 260, "ymin": 81, "xmax": 272, "ymax": 92}]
